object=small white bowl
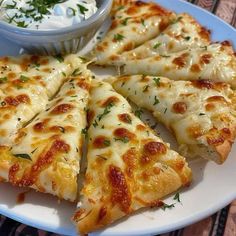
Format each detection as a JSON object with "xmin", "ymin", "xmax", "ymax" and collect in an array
[{"xmin": 0, "ymin": 0, "xmax": 112, "ymax": 55}]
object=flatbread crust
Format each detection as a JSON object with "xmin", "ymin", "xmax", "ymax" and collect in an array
[
  {"xmin": 120, "ymin": 13, "xmax": 210, "ymax": 61},
  {"xmin": 0, "ymin": 54, "xmax": 83, "ymax": 145},
  {"xmin": 120, "ymin": 41, "xmax": 236, "ymax": 88},
  {"xmin": 109, "ymin": 75, "xmax": 236, "ymax": 164},
  {"xmin": 0, "ymin": 70, "xmax": 91, "ymax": 201},
  {"xmin": 73, "ymin": 80, "xmax": 192, "ymax": 234},
  {"xmin": 91, "ymin": 0, "xmax": 176, "ymax": 65}
]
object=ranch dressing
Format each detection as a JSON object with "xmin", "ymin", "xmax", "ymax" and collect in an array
[{"xmin": 0, "ymin": 0, "xmax": 97, "ymax": 30}]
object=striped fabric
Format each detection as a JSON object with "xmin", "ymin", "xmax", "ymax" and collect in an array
[
  {"xmin": 0, "ymin": 0, "xmax": 235, "ymax": 236},
  {"xmin": 187, "ymin": 0, "xmax": 236, "ymax": 27}
]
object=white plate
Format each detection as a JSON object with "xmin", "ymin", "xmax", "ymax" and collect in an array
[{"xmin": 0, "ymin": 0, "xmax": 236, "ymax": 235}]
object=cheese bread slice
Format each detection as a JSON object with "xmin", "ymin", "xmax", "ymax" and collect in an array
[
  {"xmin": 73, "ymin": 80, "xmax": 192, "ymax": 234},
  {"xmin": 0, "ymin": 72, "xmax": 91, "ymax": 201},
  {"xmin": 91, "ymin": 0, "xmax": 176, "ymax": 65},
  {"xmin": 120, "ymin": 13, "xmax": 210, "ymax": 61},
  {"xmin": 121, "ymin": 41, "xmax": 236, "ymax": 88},
  {"xmin": 110, "ymin": 75, "xmax": 236, "ymax": 164},
  {"xmin": 0, "ymin": 54, "xmax": 83, "ymax": 145}
]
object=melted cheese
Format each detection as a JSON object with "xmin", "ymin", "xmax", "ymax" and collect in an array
[
  {"xmin": 0, "ymin": 54, "xmax": 83, "ymax": 145},
  {"xmin": 74, "ymin": 80, "xmax": 191, "ymax": 234},
  {"xmin": 121, "ymin": 42, "xmax": 236, "ymax": 88},
  {"xmin": 120, "ymin": 13, "xmax": 210, "ymax": 61},
  {"xmin": 92, "ymin": 0, "xmax": 175, "ymax": 65},
  {"xmin": 0, "ymin": 71, "xmax": 91, "ymax": 201},
  {"xmin": 111, "ymin": 75, "xmax": 236, "ymax": 164}
]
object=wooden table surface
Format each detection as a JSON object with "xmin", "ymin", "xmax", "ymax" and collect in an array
[{"xmin": 0, "ymin": 0, "xmax": 235, "ymax": 236}]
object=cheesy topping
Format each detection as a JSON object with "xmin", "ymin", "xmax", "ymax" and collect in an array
[
  {"xmin": 74, "ymin": 80, "xmax": 191, "ymax": 234},
  {"xmin": 0, "ymin": 73, "xmax": 91, "ymax": 201},
  {"xmin": 120, "ymin": 13, "xmax": 210, "ymax": 61},
  {"xmin": 92, "ymin": 0, "xmax": 175, "ymax": 65},
  {"xmin": 121, "ymin": 42, "xmax": 236, "ymax": 88},
  {"xmin": 0, "ymin": 54, "xmax": 83, "ymax": 145},
  {"xmin": 110, "ymin": 75, "xmax": 236, "ymax": 164}
]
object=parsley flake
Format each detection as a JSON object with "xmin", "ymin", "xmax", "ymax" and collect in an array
[
  {"xmin": 20, "ymin": 75, "xmax": 30, "ymax": 82},
  {"xmin": 114, "ymin": 137, "xmax": 130, "ymax": 143},
  {"xmin": 135, "ymin": 108, "xmax": 143, "ymax": 119},
  {"xmin": 97, "ymin": 103, "xmax": 114, "ymax": 121},
  {"xmin": 143, "ymin": 85, "xmax": 149, "ymax": 92},
  {"xmin": 103, "ymin": 140, "xmax": 111, "ymax": 147},
  {"xmin": 173, "ymin": 192, "xmax": 181, "ymax": 202},
  {"xmin": 77, "ymin": 4, "xmax": 88, "ymax": 15},
  {"xmin": 81, "ymin": 128, "xmax": 88, "ymax": 138},
  {"xmin": 153, "ymin": 96, "xmax": 160, "ymax": 105},
  {"xmin": 184, "ymin": 36, "xmax": 191, "ymax": 41},
  {"xmin": 153, "ymin": 77, "xmax": 160, "ymax": 86},
  {"xmin": 13, "ymin": 153, "xmax": 32, "ymax": 161},
  {"xmin": 0, "ymin": 77, "xmax": 7, "ymax": 83},
  {"xmin": 161, "ymin": 203, "xmax": 175, "ymax": 211},
  {"xmin": 153, "ymin": 42, "xmax": 162, "ymax": 49},
  {"xmin": 141, "ymin": 18, "xmax": 145, "ymax": 26},
  {"xmin": 121, "ymin": 17, "xmax": 130, "ymax": 26},
  {"xmin": 114, "ymin": 33, "xmax": 125, "ymax": 41}
]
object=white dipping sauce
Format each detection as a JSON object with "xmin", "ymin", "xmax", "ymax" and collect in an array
[{"xmin": 0, "ymin": 0, "xmax": 97, "ymax": 30}]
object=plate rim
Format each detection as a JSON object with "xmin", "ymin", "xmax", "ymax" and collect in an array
[{"xmin": 0, "ymin": 0, "xmax": 236, "ymax": 235}]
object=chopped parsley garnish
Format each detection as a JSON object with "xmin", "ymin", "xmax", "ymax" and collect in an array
[
  {"xmin": 161, "ymin": 203, "xmax": 175, "ymax": 211},
  {"xmin": 153, "ymin": 42, "xmax": 162, "ymax": 49},
  {"xmin": 164, "ymin": 108, "xmax": 167, "ymax": 114},
  {"xmin": 114, "ymin": 137, "xmax": 129, "ymax": 143},
  {"xmin": 77, "ymin": 4, "xmax": 88, "ymax": 15},
  {"xmin": 72, "ymin": 68, "xmax": 81, "ymax": 76},
  {"xmin": 93, "ymin": 120, "xmax": 98, "ymax": 128},
  {"xmin": 200, "ymin": 46, "xmax": 208, "ymax": 51},
  {"xmin": 153, "ymin": 77, "xmax": 160, "ymax": 86},
  {"xmin": 184, "ymin": 36, "xmax": 191, "ymax": 41},
  {"xmin": 79, "ymin": 56, "xmax": 87, "ymax": 62},
  {"xmin": 4, "ymin": 1, "xmax": 17, "ymax": 9},
  {"xmin": 135, "ymin": 108, "xmax": 143, "ymax": 119},
  {"xmin": 114, "ymin": 33, "xmax": 125, "ymax": 41},
  {"xmin": 121, "ymin": 17, "xmax": 130, "ymax": 26},
  {"xmin": 31, "ymin": 148, "xmax": 38, "ymax": 154},
  {"xmin": 3, "ymin": 0, "xmax": 79, "ymax": 28},
  {"xmin": 153, "ymin": 96, "xmax": 160, "ymax": 105},
  {"xmin": 0, "ymin": 77, "xmax": 7, "ymax": 83},
  {"xmin": 170, "ymin": 16, "xmax": 183, "ymax": 24},
  {"xmin": 19, "ymin": 75, "xmax": 30, "ymax": 82},
  {"xmin": 13, "ymin": 153, "xmax": 32, "ymax": 161},
  {"xmin": 173, "ymin": 192, "xmax": 181, "ymax": 202},
  {"xmin": 117, "ymin": 5, "xmax": 125, "ymax": 11},
  {"xmin": 103, "ymin": 140, "xmax": 111, "ymax": 147},
  {"xmin": 81, "ymin": 128, "xmax": 88, "ymax": 138},
  {"xmin": 143, "ymin": 85, "xmax": 149, "ymax": 92},
  {"xmin": 54, "ymin": 55, "xmax": 64, "ymax": 63},
  {"xmin": 97, "ymin": 103, "xmax": 114, "ymax": 121},
  {"xmin": 17, "ymin": 21, "xmax": 28, "ymax": 28},
  {"xmin": 141, "ymin": 18, "xmax": 145, "ymax": 26}
]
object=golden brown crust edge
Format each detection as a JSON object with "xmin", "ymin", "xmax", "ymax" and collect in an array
[
  {"xmin": 0, "ymin": 146, "xmax": 78, "ymax": 201},
  {"xmin": 214, "ymin": 125, "xmax": 236, "ymax": 164},
  {"xmin": 74, "ymin": 160, "xmax": 192, "ymax": 234}
]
